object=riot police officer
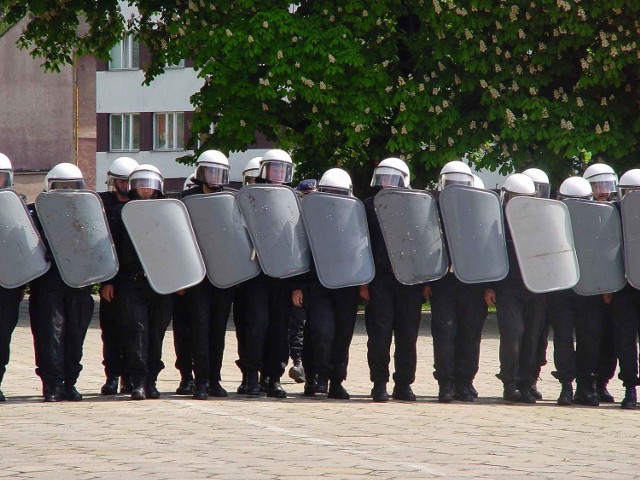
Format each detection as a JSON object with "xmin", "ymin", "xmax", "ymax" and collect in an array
[
  {"xmin": 292, "ymin": 169, "xmax": 360, "ymax": 399},
  {"xmin": 98, "ymin": 156, "xmax": 138, "ymax": 395},
  {"xmin": 484, "ymin": 173, "xmax": 546, "ymax": 404},
  {"xmin": 237, "ymin": 149, "xmax": 295, "ymax": 398},
  {"xmin": 428, "ymin": 161, "xmax": 489, "ymax": 402},
  {"xmin": 102, "ymin": 164, "xmax": 173, "ymax": 400},
  {"xmin": 361, "ymin": 158, "xmax": 427, "ymax": 402},
  {"xmin": 29, "ymin": 163, "xmax": 94, "ymax": 402},
  {"xmin": 0, "ymin": 153, "xmax": 27, "ymax": 402},
  {"xmin": 181, "ymin": 150, "xmax": 235, "ymax": 400},
  {"xmin": 548, "ymin": 177, "xmax": 602, "ymax": 406}
]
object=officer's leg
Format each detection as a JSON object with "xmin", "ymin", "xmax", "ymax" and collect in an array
[
  {"xmin": 495, "ymin": 287, "xmax": 526, "ymax": 401},
  {"xmin": 548, "ymin": 292, "xmax": 577, "ymax": 404},
  {"xmin": 99, "ymin": 296, "xmax": 123, "ymax": 393},
  {"xmin": 612, "ymin": 291, "xmax": 640, "ymax": 408},
  {"xmin": 306, "ymin": 284, "xmax": 335, "ymax": 391},
  {"xmin": 186, "ymin": 281, "xmax": 212, "ymax": 398},
  {"xmin": 147, "ymin": 293, "xmax": 172, "ymax": 398},
  {"xmin": 208, "ymin": 285, "xmax": 233, "ymax": 396},
  {"xmin": 0, "ymin": 287, "xmax": 24, "ymax": 400},
  {"xmin": 232, "ymin": 283, "xmax": 248, "ymax": 392},
  {"xmin": 366, "ymin": 274, "xmax": 394, "ymax": 399},
  {"xmin": 120, "ymin": 284, "xmax": 150, "ymax": 397},
  {"xmin": 287, "ymin": 303, "xmax": 306, "ymax": 383},
  {"xmin": 172, "ymin": 293, "xmax": 193, "ymax": 394},
  {"xmin": 263, "ymin": 278, "xmax": 290, "ymax": 398},
  {"xmin": 597, "ymin": 302, "xmax": 617, "ymax": 402},
  {"xmin": 242, "ymin": 275, "xmax": 271, "ymax": 395},
  {"xmin": 62, "ymin": 288, "xmax": 94, "ymax": 400},
  {"xmin": 518, "ymin": 293, "xmax": 546, "ymax": 402},
  {"xmin": 327, "ymin": 287, "xmax": 359, "ymax": 399},
  {"xmin": 429, "ymin": 277, "xmax": 457, "ymax": 401},
  {"xmin": 573, "ymin": 297, "xmax": 603, "ymax": 406}
]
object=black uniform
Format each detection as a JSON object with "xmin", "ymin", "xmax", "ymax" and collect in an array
[
  {"xmin": 0, "ymin": 286, "xmax": 25, "ymax": 400},
  {"xmin": 28, "ymin": 204, "xmax": 94, "ymax": 400},
  {"xmin": 363, "ymin": 193, "xmax": 424, "ymax": 394},
  {"xmin": 172, "ymin": 292, "xmax": 194, "ymax": 385},
  {"xmin": 611, "ymin": 284, "xmax": 640, "ymax": 389}
]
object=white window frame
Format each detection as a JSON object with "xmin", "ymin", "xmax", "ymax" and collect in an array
[
  {"xmin": 109, "ymin": 35, "xmax": 140, "ymax": 70},
  {"xmin": 109, "ymin": 113, "xmax": 140, "ymax": 152},
  {"xmin": 154, "ymin": 112, "xmax": 185, "ymax": 151}
]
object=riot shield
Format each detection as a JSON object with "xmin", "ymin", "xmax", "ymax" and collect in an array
[
  {"xmin": 35, "ymin": 190, "xmax": 118, "ymax": 288},
  {"xmin": 236, "ymin": 184, "xmax": 311, "ymax": 278},
  {"xmin": 121, "ymin": 199, "xmax": 206, "ymax": 294},
  {"xmin": 183, "ymin": 192, "xmax": 261, "ymax": 289},
  {"xmin": 439, "ymin": 186, "xmax": 509, "ymax": 283},
  {"xmin": 505, "ymin": 197, "xmax": 579, "ymax": 293},
  {"xmin": 564, "ymin": 199, "xmax": 625, "ymax": 295},
  {"xmin": 0, "ymin": 190, "xmax": 50, "ymax": 288},
  {"xmin": 621, "ymin": 191, "xmax": 640, "ymax": 288},
  {"xmin": 300, "ymin": 192, "xmax": 375, "ymax": 288},
  {"xmin": 373, "ymin": 188, "xmax": 448, "ymax": 285}
]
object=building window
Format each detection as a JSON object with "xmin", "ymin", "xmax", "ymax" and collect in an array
[
  {"xmin": 110, "ymin": 114, "xmax": 140, "ymax": 151},
  {"xmin": 109, "ymin": 35, "xmax": 140, "ymax": 70},
  {"xmin": 154, "ymin": 112, "xmax": 185, "ymax": 150}
]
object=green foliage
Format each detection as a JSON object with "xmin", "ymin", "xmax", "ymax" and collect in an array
[{"xmin": 6, "ymin": 0, "xmax": 640, "ymax": 188}]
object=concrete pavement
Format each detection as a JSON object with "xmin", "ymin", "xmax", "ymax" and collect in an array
[{"xmin": 0, "ymin": 298, "xmax": 638, "ymax": 479}]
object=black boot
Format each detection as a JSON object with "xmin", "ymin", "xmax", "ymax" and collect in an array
[
  {"xmin": 245, "ymin": 371, "xmax": 260, "ymax": 396},
  {"xmin": 574, "ymin": 380, "xmax": 599, "ymax": 406},
  {"xmin": 0, "ymin": 387, "xmax": 5, "ymax": 402},
  {"xmin": 259, "ymin": 373, "xmax": 270, "ymax": 393},
  {"xmin": 557, "ymin": 382, "xmax": 573, "ymax": 406},
  {"xmin": 392, "ymin": 384, "xmax": 416, "ymax": 401},
  {"xmin": 621, "ymin": 386, "xmax": 637, "ymax": 410},
  {"xmin": 65, "ymin": 384, "xmax": 82, "ymax": 401},
  {"xmin": 328, "ymin": 380, "xmax": 350, "ymax": 400},
  {"xmin": 518, "ymin": 384, "xmax": 536, "ymax": 404},
  {"xmin": 192, "ymin": 383, "xmax": 208, "ymax": 400},
  {"xmin": 267, "ymin": 378, "xmax": 287, "ymax": 399},
  {"xmin": 237, "ymin": 372, "xmax": 247, "ymax": 394},
  {"xmin": 288, "ymin": 358, "xmax": 305, "ymax": 383},
  {"xmin": 44, "ymin": 384, "xmax": 65, "ymax": 402},
  {"xmin": 131, "ymin": 383, "xmax": 146, "ymax": 401},
  {"xmin": 120, "ymin": 377, "xmax": 133, "ymax": 394},
  {"xmin": 146, "ymin": 382, "xmax": 160, "ymax": 399},
  {"xmin": 371, "ymin": 382, "xmax": 389, "ymax": 402},
  {"xmin": 438, "ymin": 381, "xmax": 454, "ymax": 403},
  {"xmin": 454, "ymin": 383, "xmax": 475, "ymax": 402},
  {"xmin": 503, "ymin": 383, "xmax": 521, "ymax": 403},
  {"xmin": 304, "ymin": 376, "xmax": 317, "ymax": 397},
  {"xmin": 596, "ymin": 380, "xmax": 615, "ymax": 403},
  {"xmin": 101, "ymin": 377, "xmax": 119, "ymax": 396},
  {"xmin": 315, "ymin": 376, "xmax": 328, "ymax": 394},
  {"xmin": 175, "ymin": 377, "xmax": 194, "ymax": 395},
  {"xmin": 208, "ymin": 380, "xmax": 228, "ymax": 398},
  {"xmin": 529, "ymin": 382, "xmax": 543, "ymax": 401}
]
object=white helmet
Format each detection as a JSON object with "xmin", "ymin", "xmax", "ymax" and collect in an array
[
  {"xmin": 583, "ymin": 163, "xmax": 618, "ymax": 201},
  {"xmin": 371, "ymin": 157, "xmax": 410, "ymax": 188},
  {"xmin": 558, "ymin": 176, "xmax": 593, "ymax": 200},
  {"xmin": 501, "ymin": 173, "xmax": 536, "ymax": 205},
  {"xmin": 258, "ymin": 149, "xmax": 294, "ymax": 184},
  {"xmin": 45, "ymin": 163, "xmax": 85, "ymax": 191},
  {"xmin": 0, "ymin": 152, "xmax": 14, "ymax": 189},
  {"xmin": 438, "ymin": 160, "xmax": 473, "ymax": 190},
  {"xmin": 107, "ymin": 156, "xmax": 138, "ymax": 193},
  {"xmin": 617, "ymin": 169, "xmax": 640, "ymax": 199},
  {"xmin": 522, "ymin": 168, "xmax": 551, "ymax": 199},
  {"xmin": 471, "ymin": 174, "xmax": 485, "ymax": 189},
  {"xmin": 129, "ymin": 164, "xmax": 164, "ymax": 194},
  {"xmin": 194, "ymin": 149, "xmax": 230, "ymax": 188},
  {"xmin": 183, "ymin": 175, "xmax": 196, "ymax": 190},
  {"xmin": 318, "ymin": 168, "xmax": 353, "ymax": 196},
  {"xmin": 242, "ymin": 156, "xmax": 262, "ymax": 185}
]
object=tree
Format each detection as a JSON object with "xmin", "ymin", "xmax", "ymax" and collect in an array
[{"xmin": 6, "ymin": 0, "xmax": 640, "ymax": 190}]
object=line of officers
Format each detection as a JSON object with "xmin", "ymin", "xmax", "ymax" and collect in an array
[{"xmin": 0, "ymin": 149, "xmax": 640, "ymax": 411}]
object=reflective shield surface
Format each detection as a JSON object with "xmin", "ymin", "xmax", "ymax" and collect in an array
[
  {"xmin": 183, "ymin": 192, "xmax": 261, "ymax": 288},
  {"xmin": 505, "ymin": 197, "xmax": 579, "ymax": 293},
  {"xmin": 439, "ymin": 186, "xmax": 508, "ymax": 283},
  {"xmin": 621, "ymin": 192, "xmax": 640, "ymax": 288},
  {"xmin": 373, "ymin": 188, "xmax": 448, "ymax": 284},
  {"xmin": 301, "ymin": 192, "xmax": 375, "ymax": 288},
  {"xmin": 236, "ymin": 184, "xmax": 311, "ymax": 278},
  {"xmin": 122, "ymin": 199, "xmax": 206, "ymax": 294},
  {"xmin": 0, "ymin": 190, "xmax": 50, "ymax": 288},
  {"xmin": 35, "ymin": 190, "xmax": 117, "ymax": 288}
]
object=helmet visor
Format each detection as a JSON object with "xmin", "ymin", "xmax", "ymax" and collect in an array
[
  {"xmin": 259, "ymin": 161, "xmax": 293, "ymax": 184},
  {"xmin": 439, "ymin": 172, "xmax": 473, "ymax": 190},
  {"xmin": 318, "ymin": 186, "xmax": 351, "ymax": 196},
  {"xmin": 0, "ymin": 170, "xmax": 13, "ymax": 189},
  {"xmin": 589, "ymin": 180, "xmax": 617, "ymax": 201},
  {"xmin": 130, "ymin": 176, "xmax": 163, "ymax": 193},
  {"xmin": 48, "ymin": 179, "xmax": 85, "ymax": 191},
  {"xmin": 500, "ymin": 190, "xmax": 533, "ymax": 205},
  {"xmin": 533, "ymin": 182, "xmax": 550, "ymax": 199},
  {"xmin": 371, "ymin": 167, "xmax": 405, "ymax": 188},
  {"xmin": 195, "ymin": 163, "xmax": 230, "ymax": 187},
  {"xmin": 107, "ymin": 176, "xmax": 130, "ymax": 193}
]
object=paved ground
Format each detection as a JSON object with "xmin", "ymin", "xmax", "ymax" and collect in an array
[{"xmin": 0, "ymin": 298, "xmax": 638, "ymax": 479}]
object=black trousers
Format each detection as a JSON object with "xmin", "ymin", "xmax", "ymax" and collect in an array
[
  {"xmin": 611, "ymin": 289, "xmax": 640, "ymax": 387},
  {"xmin": 0, "ymin": 287, "xmax": 25, "ymax": 384},
  {"xmin": 29, "ymin": 270, "xmax": 94, "ymax": 387},
  {"xmin": 99, "ymin": 296, "xmax": 126, "ymax": 379},
  {"xmin": 288, "ymin": 305, "xmax": 306, "ymax": 360},
  {"xmin": 366, "ymin": 273, "xmax": 423, "ymax": 386},
  {"xmin": 495, "ymin": 284, "xmax": 546, "ymax": 386},
  {"xmin": 548, "ymin": 290, "xmax": 603, "ymax": 383},
  {"xmin": 240, "ymin": 274, "xmax": 290, "ymax": 379},
  {"xmin": 429, "ymin": 273, "xmax": 487, "ymax": 385},
  {"xmin": 119, "ymin": 279, "xmax": 172, "ymax": 385},
  {"xmin": 185, "ymin": 279, "xmax": 233, "ymax": 385},
  {"xmin": 598, "ymin": 302, "xmax": 618, "ymax": 383},
  {"xmin": 172, "ymin": 292, "xmax": 193, "ymax": 380},
  {"xmin": 306, "ymin": 282, "xmax": 358, "ymax": 382}
]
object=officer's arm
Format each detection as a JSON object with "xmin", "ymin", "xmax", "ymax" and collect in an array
[
  {"xmin": 100, "ymin": 284, "xmax": 115, "ymax": 302},
  {"xmin": 483, "ymin": 288, "xmax": 496, "ymax": 306},
  {"xmin": 291, "ymin": 289, "xmax": 304, "ymax": 307},
  {"xmin": 359, "ymin": 284, "xmax": 370, "ymax": 301}
]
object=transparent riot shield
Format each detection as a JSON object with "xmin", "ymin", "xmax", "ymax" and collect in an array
[
  {"xmin": 300, "ymin": 192, "xmax": 375, "ymax": 288},
  {"xmin": 236, "ymin": 184, "xmax": 311, "ymax": 278},
  {"xmin": 621, "ymin": 191, "xmax": 640, "ymax": 288},
  {"xmin": 35, "ymin": 190, "xmax": 118, "ymax": 288},
  {"xmin": 505, "ymin": 196, "xmax": 579, "ymax": 293},
  {"xmin": 0, "ymin": 190, "xmax": 50, "ymax": 288},
  {"xmin": 439, "ymin": 186, "xmax": 509, "ymax": 283},
  {"xmin": 121, "ymin": 199, "xmax": 206, "ymax": 294},
  {"xmin": 373, "ymin": 188, "xmax": 448, "ymax": 285},
  {"xmin": 564, "ymin": 199, "xmax": 625, "ymax": 295},
  {"xmin": 183, "ymin": 192, "xmax": 261, "ymax": 289}
]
